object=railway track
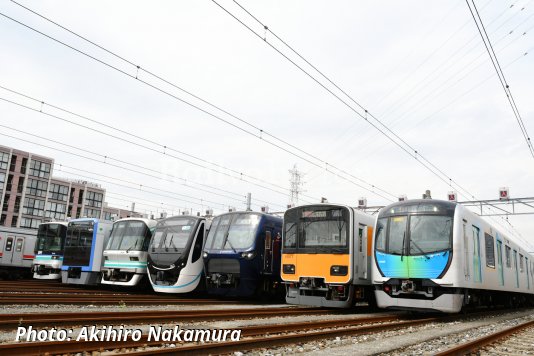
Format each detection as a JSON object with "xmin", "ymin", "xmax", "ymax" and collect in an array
[
  {"xmin": 436, "ymin": 319, "xmax": 534, "ymax": 355},
  {"xmin": 0, "ymin": 306, "xmax": 337, "ymax": 329},
  {"xmin": 0, "ymin": 295, "xmax": 234, "ymax": 305},
  {"xmin": 0, "ymin": 313, "xmax": 425, "ymax": 355}
]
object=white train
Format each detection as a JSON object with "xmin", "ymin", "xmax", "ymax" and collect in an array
[
  {"xmin": 147, "ymin": 215, "xmax": 209, "ymax": 293},
  {"xmin": 32, "ymin": 222, "xmax": 68, "ymax": 280},
  {"xmin": 0, "ymin": 226, "xmax": 37, "ymax": 277},
  {"xmin": 372, "ymin": 199, "xmax": 534, "ymax": 313},
  {"xmin": 101, "ymin": 218, "xmax": 157, "ymax": 286}
]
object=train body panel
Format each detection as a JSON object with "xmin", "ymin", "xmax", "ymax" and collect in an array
[
  {"xmin": 61, "ymin": 218, "xmax": 113, "ymax": 285},
  {"xmin": 204, "ymin": 212, "xmax": 283, "ymax": 298},
  {"xmin": 281, "ymin": 204, "xmax": 375, "ymax": 308},
  {"xmin": 373, "ymin": 200, "xmax": 534, "ymax": 313},
  {"xmin": 147, "ymin": 216, "xmax": 208, "ymax": 294},
  {"xmin": 101, "ymin": 218, "xmax": 157, "ymax": 286},
  {"xmin": 32, "ymin": 222, "xmax": 68, "ymax": 280},
  {"xmin": 0, "ymin": 227, "xmax": 37, "ymax": 275}
]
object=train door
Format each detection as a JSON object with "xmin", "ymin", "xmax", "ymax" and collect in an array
[
  {"xmin": 3, "ymin": 236, "xmax": 15, "ymax": 264},
  {"xmin": 526, "ymin": 257, "xmax": 530, "ymax": 290},
  {"xmin": 462, "ymin": 222, "xmax": 470, "ymax": 281},
  {"xmin": 496, "ymin": 239, "xmax": 504, "ymax": 286},
  {"xmin": 513, "ymin": 250, "xmax": 519, "ymax": 288},
  {"xmin": 472, "ymin": 226, "xmax": 482, "ymax": 283},
  {"xmin": 357, "ymin": 224, "xmax": 367, "ymax": 280},
  {"xmin": 10, "ymin": 236, "xmax": 25, "ymax": 266}
]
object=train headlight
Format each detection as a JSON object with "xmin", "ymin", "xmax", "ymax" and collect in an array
[
  {"xmin": 203, "ymin": 252, "xmax": 208, "ymax": 259},
  {"xmin": 283, "ymin": 264, "xmax": 295, "ymax": 274},
  {"xmin": 241, "ymin": 252, "xmax": 256, "ymax": 260},
  {"xmin": 330, "ymin": 265, "xmax": 348, "ymax": 276},
  {"xmin": 51, "ymin": 255, "xmax": 60, "ymax": 260},
  {"xmin": 130, "ymin": 256, "xmax": 139, "ymax": 261}
]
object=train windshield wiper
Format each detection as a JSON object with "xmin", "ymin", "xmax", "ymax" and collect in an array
[
  {"xmin": 224, "ymin": 233, "xmax": 237, "ymax": 253},
  {"xmin": 410, "ymin": 240, "xmax": 430, "ymax": 259},
  {"xmin": 401, "ymin": 231, "xmax": 406, "ymax": 262},
  {"xmin": 126, "ymin": 239, "xmax": 139, "ymax": 253}
]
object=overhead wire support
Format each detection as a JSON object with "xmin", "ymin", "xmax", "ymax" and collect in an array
[
  {"xmin": 466, "ymin": 0, "xmax": 534, "ymax": 160},
  {"xmin": 3, "ymin": 2, "xmax": 397, "ymax": 202}
]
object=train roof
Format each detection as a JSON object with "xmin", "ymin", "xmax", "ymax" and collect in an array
[
  {"xmin": 113, "ymin": 217, "xmax": 157, "ymax": 227},
  {"xmin": 39, "ymin": 221, "xmax": 69, "ymax": 227},
  {"xmin": 378, "ymin": 199, "xmax": 457, "ymax": 217}
]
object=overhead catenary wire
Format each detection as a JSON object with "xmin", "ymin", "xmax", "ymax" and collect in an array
[
  {"xmin": 2, "ymin": 2, "xmax": 397, "ymax": 202},
  {"xmin": 0, "ymin": 127, "xmax": 287, "ymax": 210},
  {"xmin": 466, "ymin": 0, "xmax": 534, "ymax": 159},
  {"xmin": 214, "ymin": 0, "xmax": 532, "ymax": 247}
]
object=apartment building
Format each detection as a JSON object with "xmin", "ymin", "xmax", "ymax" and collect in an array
[{"xmin": 0, "ymin": 145, "xmax": 142, "ymax": 228}]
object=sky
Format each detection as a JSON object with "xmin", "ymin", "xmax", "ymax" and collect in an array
[{"xmin": 0, "ymin": 1, "xmax": 533, "ymax": 245}]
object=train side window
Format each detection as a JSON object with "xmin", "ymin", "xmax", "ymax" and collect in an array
[
  {"xmin": 191, "ymin": 224, "xmax": 205, "ymax": 263},
  {"xmin": 358, "ymin": 227, "xmax": 363, "ymax": 253},
  {"xmin": 505, "ymin": 246, "xmax": 511, "ymax": 268},
  {"xmin": 5, "ymin": 237, "xmax": 13, "ymax": 251},
  {"xmin": 265, "ymin": 231, "xmax": 271, "ymax": 250},
  {"xmin": 520, "ymin": 254, "xmax": 524, "ymax": 273},
  {"xmin": 484, "ymin": 233, "xmax": 495, "ymax": 268},
  {"xmin": 15, "ymin": 239, "xmax": 23, "ymax": 252}
]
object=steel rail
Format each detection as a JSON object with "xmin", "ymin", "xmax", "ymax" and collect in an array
[
  {"xmin": 0, "ymin": 314, "xmax": 417, "ymax": 356},
  {"xmin": 0, "ymin": 307, "xmax": 334, "ymax": 329},
  {"xmin": 435, "ymin": 319, "xmax": 534, "ymax": 355}
]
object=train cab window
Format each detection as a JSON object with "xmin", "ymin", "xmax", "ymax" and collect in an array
[
  {"xmin": 283, "ymin": 222, "xmax": 296, "ymax": 248},
  {"xmin": 358, "ymin": 227, "xmax": 363, "ymax": 253},
  {"xmin": 191, "ymin": 224, "xmax": 204, "ymax": 263},
  {"xmin": 375, "ymin": 218, "xmax": 387, "ymax": 251},
  {"xmin": 388, "ymin": 216, "xmax": 406, "ymax": 254},
  {"xmin": 520, "ymin": 254, "xmax": 524, "ymax": 273},
  {"xmin": 15, "ymin": 239, "xmax": 23, "ymax": 252},
  {"xmin": 505, "ymin": 246, "xmax": 511, "ymax": 268}
]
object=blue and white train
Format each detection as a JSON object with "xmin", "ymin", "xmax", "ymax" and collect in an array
[
  {"xmin": 372, "ymin": 199, "xmax": 534, "ymax": 313},
  {"xmin": 147, "ymin": 215, "xmax": 209, "ymax": 293},
  {"xmin": 32, "ymin": 222, "xmax": 68, "ymax": 280},
  {"xmin": 61, "ymin": 218, "xmax": 113, "ymax": 285},
  {"xmin": 101, "ymin": 218, "xmax": 157, "ymax": 287}
]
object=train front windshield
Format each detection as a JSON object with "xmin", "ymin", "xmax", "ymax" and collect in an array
[
  {"xmin": 375, "ymin": 204, "xmax": 453, "ymax": 256},
  {"xmin": 35, "ymin": 224, "xmax": 67, "ymax": 254},
  {"xmin": 205, "ymin": 213, "xmax": 260, "ymax": 251},
  {"xmin": 150, "ymin": 218, "xmax": 197, "ymax": 254},
  {"xmin": 65, "ymin": 221, "xmax": 94, "ymax": 248},
  {"xmin": 283, "ymin": 206, "xmax": 350, "ymax": 253},
  {"xmin": 107, "ymin": 220, "xmax": 151, "ymax": 251}
]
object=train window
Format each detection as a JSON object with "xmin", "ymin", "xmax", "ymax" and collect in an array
[
  {"xmin": 358, "ymin": 227, "xmax": 363, "ymax": 253},
  {"xmin": 484, "ymin": 233, "xmax": 495, "ymax": 269},
  {"xmin": 15, "ymin": 239, "xmax": 23, "ymax": 252},
  {"xmin": 388, "ymin": 216, "xmax": 406, "ymax": 255},
  {"xmin": 375, "ymin": 218, "xmax": 387, "ymax": 252},
  {"xmin": 5, "ymin": 237, "xmax": 13, "ymax": 251},
  {"xmin": 409, "ymin": 215, "xmax": 452, "ymax": 254},
  {"xmin": 191, "ymin": 224, "xmax": 204, "ymax": 263},
  {"xmin": 520, "ymin": 254, "xmax": 524, "ymax": 273},
  {"xmin": 505, "ymin": 246, "xmax": 511, "ymax": 268},
  {"xmin": 265, "ymin": 231, "xmax": 272, "ymax": 250},
  {"xmin": 283, "ymin": 222, "xmax": 296, "ymax": 248}
]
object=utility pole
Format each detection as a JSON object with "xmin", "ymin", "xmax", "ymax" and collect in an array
[{"xmin": 288, "ymin": 164, "xmax": 305, "ymax": 208}]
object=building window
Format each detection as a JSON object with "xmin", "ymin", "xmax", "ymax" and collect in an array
[
  {"xmin": 14, "ymin": 196, "xmax": 21, "ymax": 212},
  {"xmin": 26, "ymin": 179, "xmax": 48, "ymax": 198},
  {"xmin": 20, "ymin": 217, "xmax": 41, "ymax": 229},
  {"xmin": 0, "ymin": 152, "xmax": 9, "ymax": 170},
  {"xmin": 9, "ymin": 155, "xmax": 17, "ymax": 172},
  {"xmin": 6, "ymin": 174, "xmax": 13, "ymax": 191},
  {"xmin": 2, "ymin": 194, "xmax": 9, "ymax": 211},
  {"xmin": 0, "ymin": 172, "xmax": 5, "ymax": 191},
  {"xmin": 29, "ymin": 160, "xmax": 51, "ymax": 179},
  {"xmin": 23, "ymin": 198, "xmax": 45, "ymax": 216},
  {"xmin": 78, "ymin": 189, "xmax": 84, "ymax": 204},
  {"xmin": 11, "ymin": 215, "xmax": 18, "ymax": 227},
  {"xmin": 0, "ymin": 214, "xmax": 5, "ymax": 226},
  {"xmin": 45, "ymin": 202, "xmax": 67, "ymax": 220},
  {"xmin": 103, "ymin": 211, "xmax": 113, "ymax": 220},
  {"xmin": 21, "ymin": 157, "xmax": 28, "ymax": 175},
  {"xmin": 84, "ymin": 208, "xmax": 101, "ymax": 219},
  {"xmin": 85, "ymin": 191, "xmax": 103, "ymax": 208},
  {"xmin": 48, "ymin": 183, "xmax": 69, "ymax": 202},
  {"xmin": 17, "ymin": 176, "xmax": 24, "ymax": 194},
  {"xmin": 76, "ymin": 207, "xmax": 81, "ymax": 219}
]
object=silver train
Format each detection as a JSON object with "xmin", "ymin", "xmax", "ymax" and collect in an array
[
  {"xmin": 101, "ymin": 218, "xmax": 157, "ymax": 286},
  {"xmin": 0, "ymin": 226, "xmax": 37, "ymax": 278}
]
